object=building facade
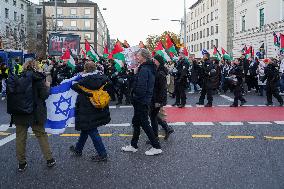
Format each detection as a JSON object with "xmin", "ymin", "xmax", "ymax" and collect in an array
[
  {"xmin": 0, "ymin": 0, "xmax": 31, "ymax": 50},
  {"xmin": 185, "ymin": 0, "xmax": 232, "ymax": 58},
  {"xmin": 43, "ymin": 0, "xmax": 110, "ymax": 55},
  {"xmin": 233, "ymin": 0, "xmax": 284, "ymax": 58}
]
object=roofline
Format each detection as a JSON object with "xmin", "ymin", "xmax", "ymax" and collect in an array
[{"xmin": 189, "ymin": 0, "xmax": 203, "ymax": 10}]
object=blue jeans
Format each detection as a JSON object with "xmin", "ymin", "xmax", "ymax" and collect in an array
[{"xmin": 75, "ymin": 128, "xmax": 107, "ymax": 157}]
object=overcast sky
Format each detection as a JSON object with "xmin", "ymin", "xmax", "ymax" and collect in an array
[{"xmin": 30, "ymin": 0, "xmax": 195, "ymax": 46}]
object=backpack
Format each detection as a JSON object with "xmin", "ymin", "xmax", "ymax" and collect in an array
[
  {"xmin": 6, "ymin": 71, "xmax": 34, "ymax": 115},
  {"xmin": 78, "ymin": 84, "xmax": 110, "ymax": 109}
]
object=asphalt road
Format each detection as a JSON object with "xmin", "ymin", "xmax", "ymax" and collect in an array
[{"xmin": 0, "ymin": 92, "xmax": 284, "ymax": 189}]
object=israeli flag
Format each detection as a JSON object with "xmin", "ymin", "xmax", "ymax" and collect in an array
[
  {"xmin": 202, "ymin": 49, "xmax": 209, "ymax": 55},
  {"xmin": 45, "ymin": 75, "xmax": 82, "ymax": 134}
]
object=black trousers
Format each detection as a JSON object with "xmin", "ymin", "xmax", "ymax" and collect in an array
[
  {"xmin": 131, "ymin": 101, "xmax": 161, "ymax": 149},
  {"xmin": 233, "ymin": 85, "xmax": 246, "ymax": 105},
  {"xmin": 175, "ymin": 82, "xmax": 186, "ymax": 105},
  {"xmin": 199, "ymin": 86, "xmax": 213, "ymax": 104},
  {"xmin": 149, "ymin": 107, "xmax": 171, "ymax": 137},
  {"xmin": 266, "ymin": 84, "xmax": 283, "ymax": 104},
  {"xmin": 117, "ymin": 85, "xmax": 130, "ymax": 103}
]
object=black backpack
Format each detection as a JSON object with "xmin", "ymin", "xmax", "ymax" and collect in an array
[{"xmin": 6, "ymin": 71, "xmax": 34, "ymax": 115}]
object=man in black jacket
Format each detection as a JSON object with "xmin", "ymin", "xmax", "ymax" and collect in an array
[
  {"xmin": 229, "ymin": 59, "xmax": 247, "ymax": 107},
  {"xmin": 196, "ymin": 52, "xmax": 216, "ymax": 107},
  {"xmin": 122, "ymin": 49, "xmax": 162, "ymax": 156},
  {"xmin": 172, "ymin": 51, "xmax": 189, "ymax": 108},
  {"xmin": 150, "ymin": 54, "xmax": 174, "ymax": 140},
  {"xmin": 262, "ymin": 58, "xmax": 283, "ymax": 106}
]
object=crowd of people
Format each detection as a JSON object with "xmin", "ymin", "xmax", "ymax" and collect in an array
[{"xmin": 1, "ymin": 48, "xmax": 284, "ymax": 172}]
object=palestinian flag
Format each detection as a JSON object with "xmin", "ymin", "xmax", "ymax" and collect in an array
[
  {"xmin": 111, "ymin": 42, "xmax": 125, "ymax": 72},
  {"xmin": 85, "ymin": 39, "xmax": 99, "ymax": 62},
  {"xmin": 154, "ymin": 41, "xmax": 171, "ymax": 62},
  {"xmin": 244, "ymin": 46, "xmax": 253, "ymax": 59},
  {"xmin": 80, "ymin": 48, "xmax": 86, "ymax": 59},
  {"xmin": 183, "ymin": 47, "xmax": 189, "ymax": 57},
  {"xmin": 166, "ymin": 34, "xmax": 178, "ymax": 58},
  {"xmin": 103, "ymin": 46, "xmax": 109, "ymax": 58},
  {"xmin": 280, "ymin": 33, "xmax": 284, "ymax": 51},
  {"xmin": 213, "ymin": 46, "xmax": 221, "ymax": 61},
  {"xmin": 61, "ymin": 49, "xmax": 75, "ymax": 71},
  {"xmin": 273, "ymin": 32, "xmax": 280, "ymax": 47},
  {"xmin": 221, "ymin": 48, "xmax": 232, "ymax": 60},
  {"xmin": 241, "ymin": 45, "xmax": 247, "ymax": 54}
]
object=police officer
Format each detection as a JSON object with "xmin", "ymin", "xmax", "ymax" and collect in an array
[
  {"xmin": 229, "ymin": 59, "xmax": 247, "ymax": 107},
  {"xmin": 262, "ymin": 58, "xmax": 283, "ymax": 106},
  {"xmin": 196, "ymin": 51, "xmax": 216, "ymax": 107},
  {"xmin": 172, "ymin": 50, "xmax": 189, "ymax": 108}
]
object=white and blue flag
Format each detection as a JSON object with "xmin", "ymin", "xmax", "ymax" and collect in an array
[{"xmin": 45, "ymin": 75, "xmax": 82, "ymax": 134}]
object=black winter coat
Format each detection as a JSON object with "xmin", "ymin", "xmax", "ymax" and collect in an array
[
  {"xmin": 200, "ymin": 59, "xmax": 217, "ymax": 89},
  {"xmin": 262, "ymin": 63, "xmax": 280, "ymax": 87},
  {"xmin": 14, "ymin": 71, "xmax": 49, "ymax": 126},
  {"xmin": 132, "ymin": 60, "xmax": 156, "ymax": 105},
  {"xmin": 71, "ymin": 73, "xmax": 111, "ymax": 131},
  {"xmin": 152, "ymin": 65, "xmax": 168, "ymax": 106},
  {"xmin": 175, "ymin": 58, "xmax": 189, "ymax": 84}
]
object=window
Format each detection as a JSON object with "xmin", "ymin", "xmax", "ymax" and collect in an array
[
  {"xmin": 241, "ymin": 15, "xmax": 246, "ymax": 31},
  {"xmin": 85, "ymin": 8, "xmax": 91, "ymax": 15},
  {"xmin": 70, "ymin": 20, "xmax": 77, "ymax": 27},
  {"xmin": 207, "ymin": 14, "xmax": 209, "ymax": 23},
  {"xmin": 13, "ymin": 0, "xmax": 16, "ymax": 6},
  {"xmin": 21, "ymin": 14, "xmax": 24, "ymax": 23},
  {"xmin": 203, "ymin": 29, "xmax": 206, "ymax": 37},
  {"xmin": 14, "ymin": 28, "xmax": 17, "ymax": 39},
  {"xmin": 203, "ymin": 42, "xmax": 205, "ymax": 49},
  {"xmin": 200, "ymin": 18, "xmax": 202, "ymax": 26},
  {"xmin": 14, "ymin": 12, "xmax": 17, "ymax": 21},
  {"xmin": 203, "ymin": 16, "xmax": 205, "ymax": 25},
  {"xmin": 207, "ymin": 41, "xmax": 209, "ymax": 50},
  {"xmin": 200, "ymin": 43, "xmax": 203, "ymax": 51},
  {"xmin": 85, "ymin": 33, "xmax": 91, "ymax": 40},
  {"xmin": 200, "ymin": 31, "xmax": 202, "ymax": 39},
  {"xmin": 211, "ymin": 12, "xmax": 213, "ymax": 21},
  {"xmin": 5, "ymin": 9, "xmax": 9, "ymax": 19},
  {"xmin": 85, "ymin": 20, "xmax": 91, "ymax": 28},
  {"xmin": 194, "ymin": 33, "xmax": 196, "ymax": 41},
  {"xmin": 216, "ymin": 25, "xmax": 219, "ymax": 34},
  {"xmin": 211, "ymin": 40, "xmax": 214, "ymax": 49},
  {"xmin": 259, "ymin": 8, "xmax": 264, "ymax": 28},
  {"xmin": 207, "ymin": 28, "xmax": 209, "ymax": 37},
  {"xmin": 215, "ymin": 39, "xmax": 218, "ymax": 48},
  {"xmin": 36, "ymin": 21, "xmax": 42, "ymax": 26},
  {"xmin": 191, "ymin": 45, "xmax": 193, "ymax": 52},
  {"xmin": 6, "ymin": 26, "xmax": 9, "ymax": 37},
  {"xmin": 70, "ymin": 8, "xmax": 77, "ymax": 15},
  {"xmin": 21, "ymin": 4, "xmax": 24, "ymax": 9},
  {"xmin": 197, "ymin": 20, "xmax": 199, "ymax": 27},
  {"xmin": 197, "ymin": 32, "xmax": 199, "ymax": 40},
  {"xmin": 57, "ymin": 8, "xmax": 63, "ymax": 15},
  {"xmin": 36, "ymin": 8, "xmax": 42, "ymax": 14},
  {"xmin": 57, "ymin": 20, "xmax": 63, "ymax": 27},
  {"xmin": 211, "ymin": 26, "xmax": 214, "ymax": 35},
  {"xmin": 37, "ymin": 33, "xmax": 42, "ymax": 39}
]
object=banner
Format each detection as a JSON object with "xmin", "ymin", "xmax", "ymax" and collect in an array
[
  {"xmin": 122, "ymin": 46, "xmax": 140, "ymax": 68},
  {"xmin": 48, "ymin": 33, "xmax": 81, "ymax": 56}
]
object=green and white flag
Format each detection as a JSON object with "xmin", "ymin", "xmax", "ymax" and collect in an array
[
  {"xmin": 85, "ymin": 39, "xmax": 99, "ymax": 62},
  {"xmin": 61, "ymin": 49, "xmax": 75, "ymax": 71}
]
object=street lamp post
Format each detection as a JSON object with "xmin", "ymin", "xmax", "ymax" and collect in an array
[
  {"xmin": 183, "ymin": 0, "xmax": 187, "ymax": 47},
  {"xmin": 55, "ymin": 0, "xmax": 57, "ymax": 32}
]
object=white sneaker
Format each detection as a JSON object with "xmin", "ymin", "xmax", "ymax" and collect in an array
[
  {"xmin": 1, "ymin": 97, "xmax": 5, "ymax": 101},
  {"xmin": 121, "ymin": 145, "xmax": 138, "ymax": 153},
  {"xmin": 145, "ymin": 147, "xmax": 162, "ymax": 156}
]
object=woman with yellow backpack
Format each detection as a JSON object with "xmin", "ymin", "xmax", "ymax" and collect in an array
[{"xmin": 70, "ymin": 62, "xmax": 111, "ymax": 162}]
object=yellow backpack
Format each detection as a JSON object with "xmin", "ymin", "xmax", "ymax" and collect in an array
[{"xmin": 78, "ymin": 84, "xmax": 110, "ymax": 109}]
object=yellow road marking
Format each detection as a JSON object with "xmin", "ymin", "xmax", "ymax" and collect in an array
[
  {"xmin": 0, "ymin": 132, "xmax": 11, "ymax": 136},
  {"xmin": 264, "ymin": 136, "xmax": 284, "ymax": 140},
  {"xmin": 228, "ymin": 136, "xmax": 255, "ymax": 139},
  {"xmin": 192, "ymin": 134, "xmax": 212, "ymax": 138},
  {"xmin": 60, "ymin": 134, "xmax": 112, "ymax": 137}
]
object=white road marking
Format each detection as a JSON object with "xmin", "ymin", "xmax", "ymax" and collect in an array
[
  {"xmin": 169, "ymin": 122, "xmax": 186, "ymax": 126},
  {"xmin": 274, "ymin": 121, "xmax": 284, "ymax": 125},
  {"xmin": 220, "ymin": 95, "xmax": 234, "ymax": 102},
  {"xmin": 220, "ymin": 122, "xmax": 244, "ymax": 126},
  {"xmin": 192, "ymin": 122, "xmax": 214, "ymax": 126},
  {"xmin": 119, "ymin": 106, "xmax": 133, "ymax": 108},
  {"xmin": 0, "ymin": 133, "xmax": 16, "ymax": 147},
  {"xmin": 217, "ymin": 105, "xmax": 230, "ymax": 107},
  {"xmin": 185, "ymin": 105, "xmax": 192, "ymax": 107},
  {"xmin": 248, "ymin": 122, "xmax": 273, "ymax": 125},
  {"xmin": 242, "ymin": 105, "xmax": 255, "ymax": 107}
]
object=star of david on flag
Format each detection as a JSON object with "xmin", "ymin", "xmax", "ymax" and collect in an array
[{"xmin": 45, "ymin": 75, "xmax": 82, "ymax": 134}]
